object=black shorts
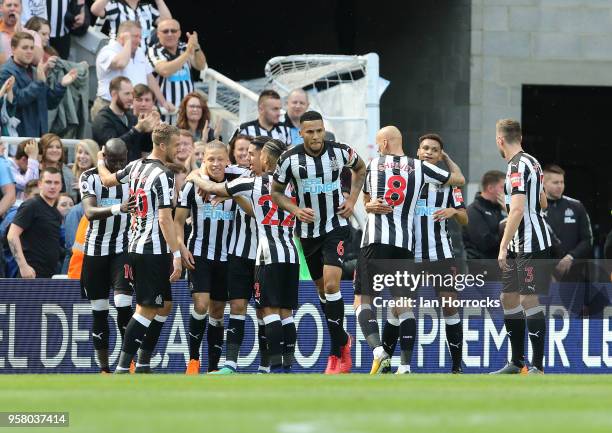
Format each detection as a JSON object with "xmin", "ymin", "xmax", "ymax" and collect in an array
[
  {"xmin": 80, "ymin": 253, "xmax": 131, "ymax": 300},
  {"xmin": 129, "ymin": 253, "xmax": 172, "ymax": 307},
  {"xmin": 502, "ymin": 248, "xmax": 553, "ymax": 295},
  {"xmin": 254, "ymin": 263, "xmax": 300, "ymax": 309},
  {"xmin": 353, "ymin": 243, "xmax": 415, "ymax": 297},
  {"xmin": 300, "ymin": 226, "xmax": 349, "ymax": 281},
  {"xmin": 189, "ymin": 256, "xmax": 228, "ymax": 301},
  {"xmin": 416, "ymin": 258, "xmax": 461, "ymax": 293},
  {"xmin": 227, "ymin": 255, "xmax": 255, "ymax": 300}
]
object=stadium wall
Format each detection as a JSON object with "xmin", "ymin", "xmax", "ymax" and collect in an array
[{"xmin": 0, "ymin": 280, "xmax": 611, "ymax": 374}]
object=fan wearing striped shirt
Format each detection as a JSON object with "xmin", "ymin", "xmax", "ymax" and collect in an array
[
  {"xmin": 79, "ymin": 138, "xmax": 136, "ymax": 374},
  {"xmin": 354, "ymin": 127, "xmax": 465, "ymax": 375},
  {"xmin": 234, "ymin": 90, "xmax": 292, "ymax": 144},
  {"xmin": 272, "ymin": 110, "xmax": 367, "ymax": 374},
  {"xmin": 188, "ymin": 139, "xmax": 299, "ymax": 374},
  {"xmin": 414, "ymin": 133, "xmax": 468, "ymax": 374},
  {"xmin": 492, "ymin": 119, "xmax": 552, "ymax": 375}
]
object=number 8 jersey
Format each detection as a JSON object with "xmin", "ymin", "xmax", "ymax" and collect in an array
[
  {"xmin": 361, "ymin": 155, "xmax": 450, "ymax": 251},
  {"xmin": 225, "ymin": 173, "xmax": 298, "ymax": 265}
]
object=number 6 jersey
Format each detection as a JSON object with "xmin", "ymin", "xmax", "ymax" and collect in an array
[
  {"xmin": 361, "ymin": 155, "xmax": 450, "ymax": 251},
  {"xmin": 225, "ymin": 173, "xmax": 298, "ymax": 265}
]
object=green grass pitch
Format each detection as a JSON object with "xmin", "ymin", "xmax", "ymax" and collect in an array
[{"xmin": 1, "ymin": 374, "xmax": 611, "ymax": 433}]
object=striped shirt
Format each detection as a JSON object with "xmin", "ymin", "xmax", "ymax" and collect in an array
[
  {"xmin": 273, "ymin": 140, "xmax": 361, "ymax": 238},
  {"xmin": 47, "ymin": 0, "xmax": 69, "ymax": 38},
  {"xmin": 94, "ymin": 0, "xmax": 160, "ymax": 45},
  {"xmin": 178, "ymin": 176, "xmax": 234, "ymax": 260},
  {"xmin": 362, "ymin": 155, "xmax": 450, "ymax": 252},
  {"xmin": 147, "ymin": 42, "xmax": 192, "ymax": 124},
  {"xmin": 226, "ymin": 173, "xmax": 297, "ymax": 265},
  {"xmin": 236, "ymin": 119, "xmax": 292, "ymax": 145},
  {"xmin": 413, "ymin": 184, "xmax": 465, "ymax": 261},
  {"xmin": 226, "ymin": 165, "xmax": 258, "ymax": 260},
  {"xmin": 115, "ymin": 158, "xmax": 175, "ymax": 255},
  {"xmin": 79, "ymin": 167, "xmax": 131, "ymax": 256},
  {"xmin": 505, "ymin": 151, "xmax": 552, "ymax": 254}
]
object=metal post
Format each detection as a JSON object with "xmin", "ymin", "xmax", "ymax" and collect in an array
[{"xmin": 365, "ymin": 52, "xmax": 380, "ymax": 161}]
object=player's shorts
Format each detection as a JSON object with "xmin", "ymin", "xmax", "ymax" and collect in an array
[
  {"xmin": 254, "ymin": 262, "xmax": 299, "ymax": 310},
  {"xmin": 80, "ymin": 253, "xmax": 131, "ymax": 300},
  {"xmin": 188, "ymin": 256, "xmax": 228, "ymax": 301},
  {"xmin": 128, "ymin": 253, "xmax": 172, "ymax": 307},
  {"xmin": 416, "ymin": 258, "xmax": 461, "ymax": 293},
  {"xmin": 354, "ymin": 243, "xmax": 415, "ymax": 297},
  {"xmin": 227, "ymin": 254, "xmax": 255, "ymax": 301},
  {"xmin": 502, "ymin": 248, "xmax": 553, "ymax": 295},
  {"xmin": 300, "ymin": 226, "xmax": 349, "ymax": 281}
]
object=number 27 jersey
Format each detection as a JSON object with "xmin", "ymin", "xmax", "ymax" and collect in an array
[
  {"xmin": 362, "ymin": 155, "xmax": 450, "ymax": 251},
  {"xmin": 226, "ymin": 173, "xmax": 298, "ymax": 265}
]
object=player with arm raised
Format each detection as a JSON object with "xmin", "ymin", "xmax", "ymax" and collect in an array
[
  {"xmin": 80, "ymin": 138, "xmax": 136, "ymax": 373},
  {"xmin": 355, "ymin": 127, "xmax": 464, "ymax": 375},
  {"xmin": 270, "ymin": 110, "xmax": 366, "ymax": 374},
  {"xmin": 492, "ymin": 119, "xmax": 552, "ymax": 375},
  {"xmin": 189, "ymin": 139, "xmax": 299, "ymax": 373},
  {"xmin": 97, "ymin": 123, "xmax": 183, "ymax": 374}
]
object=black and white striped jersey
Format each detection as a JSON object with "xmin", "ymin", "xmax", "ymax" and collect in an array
[
  {"xmin": 47, "ymin": 0, "xmax": 69, "ymax": 38},
  {"xmin": 226, "ymin": 165, "xmax": 258, "ymax": 260},
  {"xmin": 413, "ymin": 184, "xmax": 465, "ymax": 261},
  {"xmin": 115, "ymin": 158, "xmax": 175, "ymax": 255},
  {"xmin": 79, "ymin": 167, "xmax": 131, "ymax": 256},
  {"xmin": 362, "ymin": 155, "xmax": 451, "ymax": 252},
  {"xmin": 273, "ymin": 141, "xmax": 361, "ymax": 238},
  {"xmin": 147, "ymin": 42, "xmax": 193, "ymax": 124},
  {"xmin": 226, "ymin": 173, "xmax": 297, "ymax": 265},
  {"xmin": 94, "ymin": 0, "xmax": 160, "ymax": 45},
  {"xmin": 178, "ymin": 176, "xmax": 234, "ymax": 261},
  {"xmin": 235, "ymin": 119, "xmax": 292, "ymax": 145},
  {"xmin": 505, "ymin": 151, "xmax": 552, "ymax": 254}
]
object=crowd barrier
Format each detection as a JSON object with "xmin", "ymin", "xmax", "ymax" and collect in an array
[{"xmin": 0, "ymin": 279, "xmax": 610, "ymax": 374}]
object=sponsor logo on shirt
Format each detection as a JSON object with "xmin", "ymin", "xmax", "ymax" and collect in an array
[
  {"xmin": 510, "ymin": 172, "xmax": 522, "ymax": 188},
  {"xmin": 303, "ymin": 178, "xmax": 340, "ymax": 194},
  {"xmin": 202, "ymin": 203, "xmax": 234, "ymax": 221},
  {"xmin": 100, "ymin": 198, "xmax": 121, "ymax": 206},
  {"xmin": 452, "ymin": 187, "xmax": 464, "ymax": 204},
  {"xmin": 415, "ymin": 199, "xmax": 440, "ymax": 217}
]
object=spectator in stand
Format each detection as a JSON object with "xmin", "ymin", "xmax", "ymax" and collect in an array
[
  {"xmin": 0, "ymin": 0, "xmax": 45, "ymax": 65},
  {"xmin": 176, "ymin": 91, "xmax": 219, "ymax": 142},
  {"xmin": 0, "ymin": 32, "xmax": 77, "ymax": 137},
  {"xmin": 20, "ymin": 0, "xmax": 46, "ymax": 24},
  {"xmin": 147, "ymin": 18, "xmax": 206, "ymax": 124},
  {"xmin": 228, "ymin": 133, "xmax": 251, "ymax": 168},
  {"xmin": 543, "ymin": 164, "xmax": 593, "ymax": 281},
  {"xmin": 236, "ymin": 90, "xmax": 291, "ymax": 143},
  {"xmin": 56, "ymin": 192, "xmax": 73, "ymax": 272},
  {"xmin": 38, "ymin": 132, "xmax": 76, "ymax": 202},
  {"xmin": 23, "ymin": 16, "xmax": 50, "ymax": 62},
  {"xmin": 7, "ymin": 166, "xmax": 63, "ymax": 278},
  {"xmin": 175, "ymin": 129, "xmax": 196, "ymax": 171},
  {"xmin": 92, "ymin": 20, "xmax": 171, "ymax": 119},
  {"xmin": 0, "ymin": 138, "xmax": 16, "ymax": 223},
  {"xmin": 47, "ymin": 0, "xmax": 89, "ymax": 59},
  {"xmin": 282, "ymin": 88, "xmax": 309, "ymax": 145},
  {"xmin": 1, "ymin": 178, "xmax": 37, "ymax": 277},
  {"xmin": 71, "ymin": 139, "xmax": 98, "ymax": 202},
  {"xmin": 192, "ymin": 141, "xmax": 205, "ymax": 168},
  {"xmin": 9, "ymin": 138, "xmax": 39, "ymax": 200},
  {"xmin": 462, "ymin": 170, "xmax": 506, "ymax": 280},
  {"xmin": 92, "ymin": 76, "xmax": 159, "ymax": 162},
  {"xmin": 91, "ymin": 0, "xmax": 171, "ymax": 47},
  {"xmin": 0, "ymin": 74, "xmax": 16, "ymax": 136},
  {"xmin": 132, "ymin": 83, "xmax": 156, "ymax": 156}
]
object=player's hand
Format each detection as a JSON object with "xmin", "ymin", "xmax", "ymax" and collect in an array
[
  {"xmin": 497, "ymin": 248, "xmax": 509, "ymax": 271},
  {"xmin": 60, "ymin": 69, "xmax": 79, "ymax": 87},
  {"xmin": 180, "ymin": 244, "xmax": 195, "ymax": 271},
  {"xmin": 296, "ymin": 207, "xmax": 315, "ymax": 223},
  {"xmin": 433, "ymin": 208, "xmax": 457, "ymax": 221},
  {"xmin": 24, "ymin": 139, "xmax": 38, "ymax": 159},
  {"xmin": 19, "ymin": 263, "xmax": 36, "ymax": 279},
  {"xmin": 97, "ymin": 149, "xmax": 105, "ymax": 163},
  {"xmin": 556, "ymin": 254, "xmax": 573, "ymax": 275},
  {"xmin": 170, "ymin": 257, "xmax": 182, "ymax": 282},
  {"xmin": 337, "ymin": 198, "xmax": 356, "ymax": 218},
  {"xmin": 120, "ymin": 194, "xmax": 137, "ymax": 214},
  {"xmin": 365, "ymin": 198, "xmax": 393, "ymax": 214},
  {"xmin": 210, "ymin": 196, "xmax": 228, "ymax": 206}
]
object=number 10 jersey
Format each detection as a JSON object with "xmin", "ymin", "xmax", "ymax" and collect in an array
[{"xmin": 361, "ymin": 155, "xmax": 450, "ymax": 251}]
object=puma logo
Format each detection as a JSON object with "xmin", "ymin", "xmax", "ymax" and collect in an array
[
  {"xmin": 528, "ymin": 331, "xmax": 541, "ymax": 338},
  {"xmin": 327, "ymin": 318, "xmax": 341, "ymax": 325},
  {"xmin": 449, "ymin": 342, "xmax": 461, "ymax": 348},
  {"xmin": 92, "ymin": 332, "xmax": 103, "ymax": 340},
  {"xmin": 189, "ymin": 332, "xmax": 200, "ymax": 339}
]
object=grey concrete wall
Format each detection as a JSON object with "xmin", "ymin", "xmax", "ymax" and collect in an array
[{"xmin": 470, "ymin": 0, "xmax": 612, "ymax": 185}]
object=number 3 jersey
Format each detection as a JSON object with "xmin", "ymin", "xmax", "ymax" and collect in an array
[
  {"xmin": 225, "ymin": 173, "xmax": 298, "ymax": 265},
  {"xmin": 115, "ymin": 158, "xmax": 175, "ymax": 255},
  {"xmin": 361, "ymin": 155, "xmax": 450, "ymax": 251}
]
